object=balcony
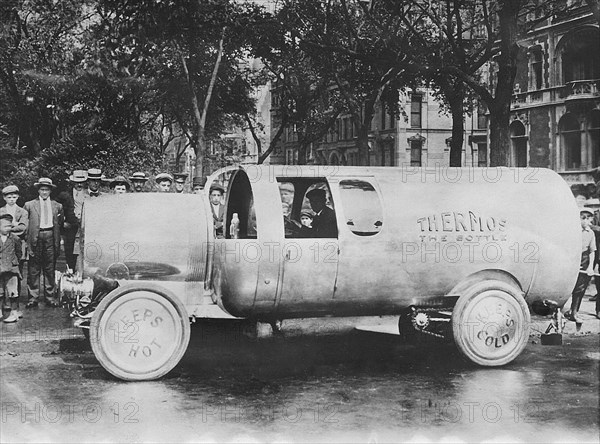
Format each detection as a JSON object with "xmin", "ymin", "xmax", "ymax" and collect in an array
[{"xmin": 564, "ymin": 79, "xmax": 600, "ymax": 101}]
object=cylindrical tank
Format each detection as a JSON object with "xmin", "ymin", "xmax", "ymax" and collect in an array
[
  {"xmin": 213, "ymin": 166, "xmax": 580, "ymax": 319},
  {"xmin": 80, "ymin": 193, "xmax": 212, "ymax": 307}
]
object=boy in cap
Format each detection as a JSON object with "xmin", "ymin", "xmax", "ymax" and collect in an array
[
  {"xmin": 110, "ymin": 176, "xmax": 130, "ymax": 194},
  {"xmin": 24, "ymin": 178, "xmax": 64, "ymax": 308},
  {"xmin": 565, "ymin": 208, "xmax": 596, "ymax": 323},
  {"xmin": 174, "ymin": 173, "xmax": 187, "ymax": 193},
  {"xmin": 0, "ymin": 213, "xmax": 22, "ymax": 322},
  {"xmin": 155, "ymin": 173, "xmax": 173, "ymax": 192},
  {"xmin": 129, "ymin": 172, "xmax": 148, "ymax": 192},
  {"xmin": 1, "ymin": 185, "xmax": 28, "ymax": 305}
]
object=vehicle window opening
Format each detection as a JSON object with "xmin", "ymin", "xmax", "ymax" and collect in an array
[
  {"xmin": 226, "ymin": 171, "xmax": 257, "ymax": 239},
  {"xmin": 339, "ymin": 180, "xmax": 383, "ymax": 236},
  {"xmin": 277, "ymin": 178, "xmax": 337, "ymax": 239}
]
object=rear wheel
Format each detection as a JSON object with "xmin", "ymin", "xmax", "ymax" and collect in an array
[
  {"xmin": 452, "ymin": 280, "xmax": 530, "ymax": 366},
  {"xmin": 90, "ymin": 283, "xmax": 190, "ymax": 381}
]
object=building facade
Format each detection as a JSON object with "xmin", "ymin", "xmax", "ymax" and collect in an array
[{"xmin": 512, "ymin": 2, "xmax": 600, "ymax": 197}]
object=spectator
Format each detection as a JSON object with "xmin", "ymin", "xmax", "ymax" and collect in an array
[
  {"xmin": 565, "ymin": 208, "xmax": 596, "ymax": 323},
  {"xmin": 209, "ymin": 184, "xmax": 225, "ymax": 238},
  {"xmin": 155, "ymin": 173, "xmax": 173, "ymax": 192},
  {"xmin": 192, "ymin": 176, "xmax": 207, "ymax": 194},
  {"xmin": 110, "ymin": 176, "xmax": 131, "ymax": 194},
  {"xmin": 282, "ymin": 202, "xmax": 300, "ymax": 237},
  {"xmin": 56, "ymin": 170, "xmax": 85, "ymax": 271},
  {"xmin": 0, "ymin": 213, "xmax": 22, "ymax": 323},
  {"xmin": 87, "ymin": 168, "xmax": 104, "ymax": 197},
  {"xmin": 24, "ymin": 178, "xmax": 64, "ymax": 308},
  {"xmin": 129, "ymin": 172, "xmax": 149, "ymax": 192},
  {"xmin": 174, "ymin": 173, "xmax": 187, "ymax": 193}
]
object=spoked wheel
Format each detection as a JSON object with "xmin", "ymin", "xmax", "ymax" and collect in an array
[
  {"xmin": 452, "ymin": 280, "xmax": 530, "ymax": 367},
  {"xmin": 90, "ymin": 283, "xmax": 191, "ymax": 381}
]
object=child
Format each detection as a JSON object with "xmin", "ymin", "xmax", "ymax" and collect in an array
[
  {"xmin": 300, "ymin": 211, "xmax": 313, "ymax": 229},
  {"xmin": 0, "ymin": 213, "xmax": 22, "ymax": 323},
  {"xmin": 565, "ymin": 208, "xmax": 596, "ymax": 323}
]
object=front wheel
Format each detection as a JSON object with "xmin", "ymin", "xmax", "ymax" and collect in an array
[
  {"xmin": 452, "ymin": 280, "xmax": 530, "ymax": 367},
  {"xmin": 90, "ymin": 283, "xmax": 191, "ymax": 381}
]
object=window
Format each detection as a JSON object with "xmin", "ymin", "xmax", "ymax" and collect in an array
[
  {"xmin": 590, "ymin": 111, "xmax": 600, "ymax": 168},
  {"xmin": 530, "ymin": 47, "xmax": 543, "ymax": 90},
  {"xmin": 561, "ymin": 29, "xmax": 600, "ymax": 83},
  {"xmin": 339, "ymin": 180, "xmax": 383, "ymax": 236},
  {"xmin": 478, "ymin": 143, "xmax": 488, "ymax": 167},
  {"xmin": 560, "ymin": 114, "xmax": 582, "ymax": 169},
  {"xmin": 411, "ymin": 93, "xmax": 422, "ymax": 128},
  {"xmin": 381, "ymin": 102, "xmax": 387, "ymax": 130},
  {"xmin": 477, "ymin": 102, "xmax": 488, "ymax": 130},
  {"xmin": 410, "ymin": 139, "xmax": 422, "ymax": 166},
  {"xmin": 509, "ymin": 120, "xmax": 528, "ymax": 167}
]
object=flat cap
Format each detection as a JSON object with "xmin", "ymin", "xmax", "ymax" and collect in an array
[
  {"xmin": 129, "ymin": 172, "xmax": 148, "ymax": 182},
  {"xmin": 2, "ymin": 185, "xmax": 19, "ymax": 195},
  {"xmin": 155, "ymin": 172, "xmax": 174, "ymax": 183}
]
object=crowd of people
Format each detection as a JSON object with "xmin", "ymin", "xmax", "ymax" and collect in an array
[{"xmin": 0, "ymin": 167, "xmax": 225, "ymax": 324}]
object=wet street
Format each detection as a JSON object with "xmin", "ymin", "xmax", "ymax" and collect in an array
[{"xmin": 1, "ymin": 320, "xmax": 599, "ymax": 443}]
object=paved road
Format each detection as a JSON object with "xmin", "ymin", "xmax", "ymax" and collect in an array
[{"xmin": 1, "ymin": 321, "xmax": 598, "ymax": 443}]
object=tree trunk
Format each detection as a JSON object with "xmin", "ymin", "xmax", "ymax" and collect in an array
[
  {"xmin": 448, "ymin": 86, "xmax": 465, "ymax": 167},
  {"xmin": 489, "ymin": 0, "xmax": 521, "ymax": 167}
]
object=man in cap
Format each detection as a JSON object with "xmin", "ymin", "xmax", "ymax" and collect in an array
[
  {"xmin": 55, "ymin": 170, "xmax": 86, "ymax": 271},
  {"xmin": 110, "ymin": 176, "xmax": 130, "ymax": 194},
  {"xmin": 129, "ymin": 172, "xmax": 149, "ymax": 193},
  {"xmin": 87, "ymin": 168, "xmax": 104, "ymax": 197},
  {"xmin": 209, "ymin": 184, "xmax": 225, "ymax": 238},
  {"xmin": 155, "ymin": 173, "xmax": 173, "ymax": 192},
  {"xmin": 174, "ymin": 173, "xmax": 188, "ymax": 193},
  {"xmin": 192, "ymin": 176, "xmax": 207, "ymax": 194},
  {"xmin": 23, "ymin": 178, "xmax": 64, "ymax": 308},
  {"xmin": 306, "ymin": 188, "xmax": 337, "ymax": 238}
]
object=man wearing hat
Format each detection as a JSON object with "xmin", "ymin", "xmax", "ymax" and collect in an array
[
  {"xmin": 306, "ymin": 187, "xmax": 337, "ymax": 238},
  {"xmin": 110, "ymin": 176, "xmax": 131, "ymax": 194},
  {"xmin": 209, "ymin": 184, "xmax": 225, "ymax": 238},
  {"xmin": 192, "ymin": 176, "xmax": 207, "ymax": 194},
  {"xmin": 23, "ymin": 178, "xmax": 64, "ymax": 308},
  {"xmin": 129, "ymin": 172, "xmax": 148, "ymax": 193},
  {"xmin": 55, "ymin": 170, "xmax": 86, "ymax": 271},
  {"xmin": 155, "ymin": 173, "xmax": 173, "ymax": 192},
  {"xmin": 174, "ymin": 173, "xmax": 188, "ymax": 194},
  {"xmin": 87, "ymin": 168, "xmax": 104, "ymax": 197}
]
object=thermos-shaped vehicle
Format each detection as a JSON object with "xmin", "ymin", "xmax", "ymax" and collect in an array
[{"xmin": 60, "ymin": 166, "xmax": 580, "ymax": 380}]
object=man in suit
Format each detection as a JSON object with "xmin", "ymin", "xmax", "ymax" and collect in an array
[
  {"xmin": 306, "ymin": 188, "xmax": 337, "ymax": 238},
  {"xmin": 129, "ymin": 172, "xmax": 149, "ymax": 193},
  {"xmin": 55, "ymin": 170, "xmax": 85, "ymax": 271},
  {"xmin": 209, "ymin": 184, "xmax": 225, "ymax": 238},
  {"xmin": 87, "ymin": 168, "xmax": 104, "ymax": 197},
  {"xmin": 24, "ymin": 178, "xmax": 64, "ymax": 308}
]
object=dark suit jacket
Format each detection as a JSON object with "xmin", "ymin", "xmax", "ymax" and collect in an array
[
  {"xmin": 311, "ymin": 206, "xmax": 337, "ymax": 238},
  {"xmin": 55, "ymin": 190, "xmax": 79, "ymax": 232},
  {"xmin": 211, "ymin": 204, "xmax": 225, "ymax": 237},
  {"xmin": 24, "ymin": 198, "xmax": 64, "ymax": 257},
  {"xmin": 0, "ymin": 233, "xmax": 22, "ymax": 277}
]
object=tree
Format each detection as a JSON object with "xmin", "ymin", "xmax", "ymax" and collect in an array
[{"xmin": 94, "ymin": 0, "xmax": 269, "ymax": 177}]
